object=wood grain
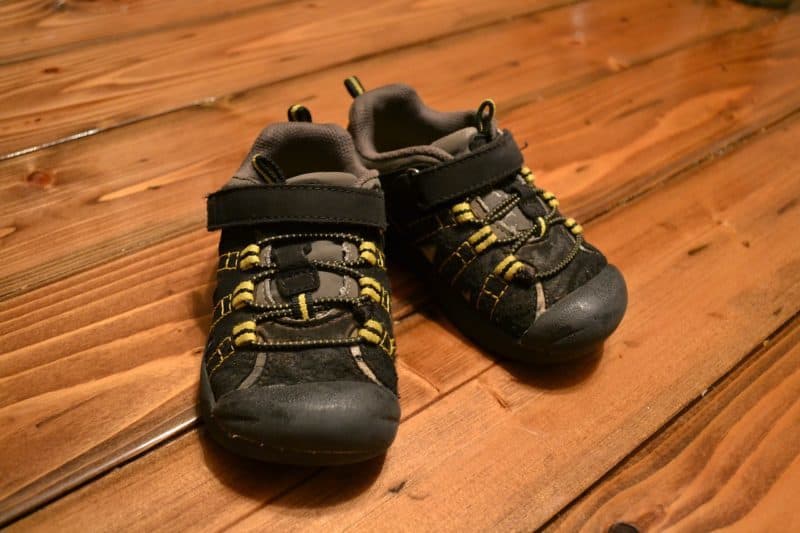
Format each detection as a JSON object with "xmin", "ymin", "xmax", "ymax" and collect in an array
[
  {"xmin": 0, "ymin": 308, "xmax": 478, "ymax": 526},
  {"xmin": 0, "ymin": 0, "xmax": 563, "ymax": 156},
  {"xmin": 546, "ymin": 318, "xmax": 800, "ymax": 532},
  {"xmin": 12, "ymin": 94, "xmax": 800, "ymax": 532},
  {"xmin": 0, "ymin": 230, "xmax": 426, "ymax": 524},
  {"xmin": 2, "ymin": 2, "xmax": 798, "ymax": 522},
  {"xmin": 0, "ymin": 0, "xmax": 283, "ymax": 64},
  {"xmin": 0, "ymin": 0, "xmax": 783, "ymax": 300},
  {"xmin": 4, "ymin": 1, "xmax": 800, "ymax": 528},
  {"xmin": 282, "ymin": 110, "xmax": 800, "ymax": 533}
]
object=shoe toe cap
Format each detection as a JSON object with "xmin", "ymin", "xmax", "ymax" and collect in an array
[
  {"xmin": 521, "ymin": 264, "xmax": 628, "ymax": 361},
  {"xmin": 211, "ymin": 380, "xmax": 400, "ymax": 459}
]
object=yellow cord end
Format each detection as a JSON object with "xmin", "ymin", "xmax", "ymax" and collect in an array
[
  {"xmin": 238, "ymin": 244, "xmax": 261, "ymax": 270},
  {"xmin": 232, "ymin": 281, "xmax": 255, "ymax": 310},
  {"xmin": 451, "ymin": 202, "xmax": 475, "ymax": 224},
  {"xmin": 233, "ymin": 321, "xmax": 258, "ymax": 346}
]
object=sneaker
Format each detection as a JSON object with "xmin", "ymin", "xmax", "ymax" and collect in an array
[
  {"xmin": 344, "ymin": 78, "xmax": 627, "ymax": 364},
  {"xmin": 200, "ymin": 107, "xmax": 399, "ymax": 464}
]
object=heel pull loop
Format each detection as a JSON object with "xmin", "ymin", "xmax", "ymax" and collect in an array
[
  {"xmin": 344, "ymin": 76, "xmax": 365, "ymax": 98},
  {"xmin": 287, "ymin": 104, "xmax": 312, "ymax": 122},
  {"xmin": 476, "ymin": 98, "xmax": 496, "ymax": 135}
]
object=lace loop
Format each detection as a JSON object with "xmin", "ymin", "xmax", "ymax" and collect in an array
[
  {"xmin": 225, "ymin": 231, "xmax": 390, "ymax": 352},
  {"xmin": 437, "ymin": 164, "xmax": 585, "ymax": 281}
]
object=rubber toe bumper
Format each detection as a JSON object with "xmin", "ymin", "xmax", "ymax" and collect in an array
[
  {"xmin": 521, "ymin": 264, "xmax": 628, "ymax": 361},
  {"xmin": 201, "ymin": 371, "xmax": 400, "ymax": 465}
]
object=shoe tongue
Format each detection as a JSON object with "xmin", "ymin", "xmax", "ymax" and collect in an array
[
  {"xmin": 251, "ymin": 171, "xmax": 365, "ymax": 310},
  {"xmin": 431, "ymin": 127, "xmax": 480, "ymax": 158}
]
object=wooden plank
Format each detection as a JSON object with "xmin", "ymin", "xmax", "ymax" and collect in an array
[
  {"xmin": 12, "ymin": 91, "xmax": 800, "ymax": 532},
  {"xmin": 0, "ymin": 0, "xmax": 564, "ymax": 156},
  {"xmin": 0, "ymin": 308, "xmax": 478, "ymax": 526},
  {"xmin": 505, "ymin": 8, "xmax": 800, "ymax": 220},
  {"xmin": 0, "ymin": 223, "xmax": 420, "ymax": 348},
  {"xmin": 0, "ymin": 0, "xmax": 782, "ymax": 300},
  {"xmin": 0, "ymin": 228, "xmax": 426, "ymax": 522},
  {"xmin": 0, "ymin": 310, "xmax": 489, "ymax": 530},
  {"xmin": 230, "ymin": 110, "xmax": 800, "ymax": 533},
  {"xmin": 0, "ymin": 0, "xmax": 285, "ymax": 64},
  {"xmin": 545, "ymin": 318, "xmax": 800, "ymax": 532},
  {"xmin": 1, "ymin": 3, "xmax": 797, "ymax": 521}
]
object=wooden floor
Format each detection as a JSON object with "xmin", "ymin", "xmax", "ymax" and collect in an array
[{"xmin": 1, "ymin": 0, "xmax": 799, "ymax": 530}]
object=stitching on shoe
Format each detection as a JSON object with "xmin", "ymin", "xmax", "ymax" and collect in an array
[{"xmin": 209, "ymin": 295, "xmax": 233, "ymax": 332}]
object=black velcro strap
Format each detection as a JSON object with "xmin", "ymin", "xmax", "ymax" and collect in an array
[
  {"xmin": 412, "ymin": 130, "xmax": 523, "ymax": 210},
  {"xmin": 207, "ymin": 184, "xmax": 387, "ymax": 230}
]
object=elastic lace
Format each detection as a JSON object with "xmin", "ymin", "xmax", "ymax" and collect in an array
[
  {"xmin": 457, "ymin": 167, "xmax": 585, "ymax": 280},
  {"xmin": 234, "ymin": 231, "xmax": 380, "ymax": 351}
]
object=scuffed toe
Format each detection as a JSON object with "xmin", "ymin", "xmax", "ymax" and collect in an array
[
  {"xmin": 209, "ymin": 380, "xmax": 400, "ymax": 465},
  {"xmin": 521, "ymin": 264, "xmax": 627, "ymax": 362}
]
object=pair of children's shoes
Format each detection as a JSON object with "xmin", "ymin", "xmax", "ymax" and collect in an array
[{"xmin": 200, "ymin": 78, "xmax": 627, "ymax": 465}]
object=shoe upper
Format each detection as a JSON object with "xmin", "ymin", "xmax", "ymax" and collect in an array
[
  {"xmin": 346, "ymin": 83, "xmax": 612, "ymax": 341},
  {"xmin": 204, "ymin": 121, "xmax": 398, "ymax": 407}
]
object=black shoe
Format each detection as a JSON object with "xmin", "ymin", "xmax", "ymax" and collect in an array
[
  {"xmin": 201, "ymin": 107, "xmax": 399, "ymax": 464},
  {"xmin": 344, "ymin": 78, "xmax": 627, "ymax": 364}
]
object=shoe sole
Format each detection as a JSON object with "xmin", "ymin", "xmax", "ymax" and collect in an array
[{"xmin": 199, "ymin": 364, "xmax": 400, "ymax": 465}]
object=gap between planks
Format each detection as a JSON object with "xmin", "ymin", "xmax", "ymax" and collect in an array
[
  {"xmin": 0, "ymin": 0, "xmax": 578, "ymax": 159},
  {"xmin": 11, "ymin": 99, "xmax": 800, "ymax": 532},
  {"xmin": 3, "ymin": 1, "xmax": 796, "ymax": 524},
  {"xmin": 1, "ymin": 0, "xmax": 792, "ymax": 300},
  {"xmin": 0, "ymin": 0, "xmax": 774, "ymax": 162},
  {"xmin": 4, "ymin": 10, "xmax": 800, "ymax": 520},
  {"xmin": 0, "ymin": 0, "xmax": 291, "ymax": 66},
  {"xmin": 7, "ymin": 80, "xmax": 800, "ymax": 530},
  {"xmin": 544, "ymin": 310, "xmax": 800, "ymax": 531},
  {"xmin": 221, "ymin": 99, "xmax": 800, "ymax": 533}
]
